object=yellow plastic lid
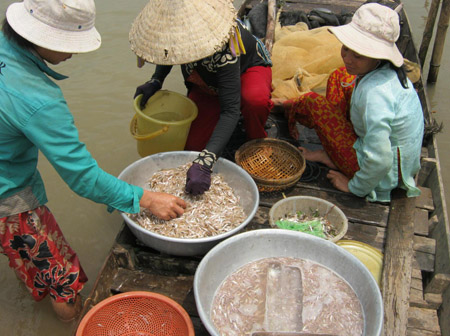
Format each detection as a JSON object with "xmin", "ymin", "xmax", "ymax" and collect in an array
[{"xmin": 336, "ymin": 240, "xmax": 383, "ymax": 287}]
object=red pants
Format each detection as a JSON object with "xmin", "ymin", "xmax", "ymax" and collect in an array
[
  {"xmin": 0, "ymin": 206, "xmax": 87, "ymax": 303},
  {"xmin": 285, "ymin": 67, "xmax": 359, "ymax": 178},
  {"xmin": 185, "ymin": 66, "xmax": 273, "ymax": 151}
]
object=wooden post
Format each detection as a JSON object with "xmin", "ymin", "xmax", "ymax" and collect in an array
[
  {"xmin": 419, "ymin": 0, "xmax": 441, "ymax": 67},
  {"xmin": 382, "ymin": 189, "xmax": 416, "ymax": 336},
  {"xmin": 428, "ymin": 0, "xmax": 450, "ymax": 83},
  {"xmin": 237, "ymin": 0, "xmax": 254, "ymax": 18},
  {"xmin": 264, "ymin": 0, "xmax": 277, "ymax": 54}
]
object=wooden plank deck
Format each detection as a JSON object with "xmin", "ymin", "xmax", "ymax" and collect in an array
[
  {"xmin": 73, "ymin": 158, "xmax": 441, "ymax": 335},
  {"xmin": 73, "ymin": 84, "xmax": 442, "ymax": 336}
]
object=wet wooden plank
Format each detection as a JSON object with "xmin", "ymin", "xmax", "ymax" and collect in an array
[
  {"xmin": 412, "ymin": 268, "xmax": 422, "ymax": 279},
  {"xmin": 260, "ymin": 183, "xmax": 390, "ymax": 227},
  {"xmin": 382, "ymin": 189, "xmax": 416, "ymax": 336},
  {"xmin": 246, "ymin": 204, "xmax": 388, "ymax": 237},
  {"xmin": 410, "ymin": 268, "xmax": 426, "ymax": 308},
  {"xmin": 345, "ymin": 221, "xmax": 385, "ymax": 251},
  {"xmin": 429, "ymin": 214, "xmax": 440, "ymax": 235},
  {"xmin": 117, "ymin": 205, "xmax": 434, "ymax": 279},
  {"xmin": 421, "ymin": 158, "xmax": 450, "ymax": 306},
  {"xmin": 245, "ymin": 205, "xmax": 270, "ymax": 231},
  {"xmin": 407, "ymin": 306, "xmax": 442, "ymax": 334},
  {"xmin": 279, "ymin": 0, "xmax": 365, "ymax": 13},
  {"xmin": 411, "ymin": 276, "xmax": 423, "ymax": 292},
  {"xmin": 415, "ymin": 208, "xmax": 430, "ymax": 236},
  {"xmin": 247, "ymin": 202, "xmax": 435, "ymax": 274},
  {"xmin": 190, "ymin": 316, "xmax": 210, "ymax": 336},
  {"xmin": 135, "ymin": 250, "xmax": 200, "ymax": 276},
  {"xmin": 244, "ymin": 0, "xmax": 365, "ymax": 11},
  {"xmin": 425, "ymin": 273, "xmax": 450, "ymax": 295},
  {"xmin": 110, "ymin": 268, "xmax": 193, "ymax": 305},
  {"xmin": 413, "ymin": 235, "xmax": 436, "ymax": 254},
  {"xmin": 407, "ymin": 328, "xmax": 441, "ymax": 336},
  {"xmin": 416, "ymin": 187, "xmax": 435, "ymax": 211},
  {"xmin": 430, "ymin": 206, "xmax": 450, "ymax": 275},
  {"xmin": 439, "ymin": 287, "xmax": 450, "ymax": 336},
  {"xmin": 424, "ymin": 293, "xmax": 443, "ymax": 310},
  {"xmin": 111, "ymin": 243, "xmax": 136, "ymax": 270},
  {"xmin": 410, "ymin": 287, "xmax": 428, "ymax": 309},
  {"xmin": 413, "ymin": 252, "xmax": 435, "ymax": 273},
  {"xmin": 409, "ymin": 269, "xmax": 431, "ymax": 309},
  {"xmin": 410, "ymin": 268, "xmax": 443, "ymax": 310}
]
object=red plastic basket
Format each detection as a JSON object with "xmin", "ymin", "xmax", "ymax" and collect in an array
[{"xmin": 76, "ymin": 291, "xmax": 195, "ymax": 336}]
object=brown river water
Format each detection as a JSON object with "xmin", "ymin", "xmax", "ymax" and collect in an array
[{"xmin": 0, "ymin": 1, "xmax": 449, "ymax": 335}]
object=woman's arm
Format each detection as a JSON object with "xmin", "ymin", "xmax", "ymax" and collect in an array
[
  {"xmin": 204, "ymin": 60, "xmax": 242, "ymax": 156},
  {"xmin": 348, "ymin": 86, "xmax": 395, "ymax": 197},
  {"xmin": 25, "ymin": 100, "xmax": 185, "ymax": 216}
]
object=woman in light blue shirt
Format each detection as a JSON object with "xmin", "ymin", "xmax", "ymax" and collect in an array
[
  {"xmin": 273, "ymin": 3, "xmax": 424, "ymax": 203},
  {"xmin": 0, "ymin": 0, "xmax": 185, "ymax": 322}
]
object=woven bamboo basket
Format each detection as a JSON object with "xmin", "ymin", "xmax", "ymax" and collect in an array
[{"xmin": 234, "ymin": 138, "xmax": 306, "ymax": 192}]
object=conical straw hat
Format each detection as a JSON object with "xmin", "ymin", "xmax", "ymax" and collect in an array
[{"xmin": 129, "ymin": 0, "xmax": 237, "ymax": 65}]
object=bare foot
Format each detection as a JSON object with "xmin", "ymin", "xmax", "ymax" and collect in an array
[
  {"xmin": 51, "ymin": 294, "xmax": 82, "ymax": 323},
  {"xmin": 327, "ymin": 170, "xmax": 350, "ymax": 192},
  {"xmin": 298, "ymin": 147, "xmax": 338, "ymax": 170},
  {"xmin": 271, "ymin": 98, "xmax": 287, "ymax": 114}
]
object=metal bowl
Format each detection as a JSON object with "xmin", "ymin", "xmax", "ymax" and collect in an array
[
  {"xmin": 117, "ymin": 151, "xmax": 259, "ymax": 256},
  {"xmin": 268, "ymin": 196, "xmax": 348, "ymax": 243},
  {"xmin": 194, "ymin": 229, "xmax": 383, "ymax": 336}
]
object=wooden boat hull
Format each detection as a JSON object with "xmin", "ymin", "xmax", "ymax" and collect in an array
[{"xmin": 72, "ymin": 1, "xmax": 450, "ymax": 335}]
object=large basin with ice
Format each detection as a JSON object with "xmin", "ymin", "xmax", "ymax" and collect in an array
[{"xmin": 194, "ymin": 229, "xmax": 383, "ymax": 335}]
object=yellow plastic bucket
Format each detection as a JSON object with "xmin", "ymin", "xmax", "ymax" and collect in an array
[{"xmin": 131, "ymin": 90, "xmax": 198, "ymax": 157}]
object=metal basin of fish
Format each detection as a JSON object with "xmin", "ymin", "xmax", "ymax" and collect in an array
[
  {"xmin": 194, "ymin": 229, "xmax": 383, "ymax": 336},
  {"xmin": 118, "ymin": 151, "xmax": 259, "ymax": 256}
]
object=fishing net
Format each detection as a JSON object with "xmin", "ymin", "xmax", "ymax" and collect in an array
[
  {"xmin": 271, "ymin": 20, "xmax": 421, "ymax": 100},
  {"xmin": 271, "ymin": 23, "xmax": 344, "ymax": 99}
]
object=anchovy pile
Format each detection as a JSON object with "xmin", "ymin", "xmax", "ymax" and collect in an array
[{"xmin": 129, "ymin": 163, "xmax": 247, "ymax": 239}]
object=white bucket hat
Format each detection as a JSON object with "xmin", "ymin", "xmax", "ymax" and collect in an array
[
  {"xmin": 6, "ymin": 0, "xmax": 101, "ymax": 53},
  {"xmin": 129, "ymin": 0, "xmax": 237, "ymax": 65},
  {"xmin": 328, "ymin": 3, "xmax": 403, "ymax": 67}
]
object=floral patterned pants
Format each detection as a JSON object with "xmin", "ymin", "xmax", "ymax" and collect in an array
[
  {"xmin": 285, "ymin": 67, "xmax": 359, "ymax": 178},
  {"xmin": 0, "ymin": 206, "xmax": 87, "ymax": 303}
]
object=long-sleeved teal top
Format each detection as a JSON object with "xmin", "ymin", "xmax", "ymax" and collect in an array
[
  {"xmin": 348, "ymin": 63, "xmax": 424, "ymax": 202},
  {"xmin": 0, "ymin": 32, "xmax": 143, "ymax": 217}
]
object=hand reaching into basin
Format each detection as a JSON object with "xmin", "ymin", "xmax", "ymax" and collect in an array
[
  {"xmin": 140, "ymin": 190, "xmax": 186, "ymax": 220},
  {"xmin": 185, "ymin": 149, "xmax": 217, "ymax": 196}
]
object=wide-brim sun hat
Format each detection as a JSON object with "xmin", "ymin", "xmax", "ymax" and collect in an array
[
  {"xmin": 129, "ymin": 0, "xmax": 237, "ymax": 65},
  {"xmin": 6, "ymin": 0, "xmax": 101, "ymax": 53},
  {"xmin": 328, "ymin": 3, "xmax": 404, "ymax": 67}
]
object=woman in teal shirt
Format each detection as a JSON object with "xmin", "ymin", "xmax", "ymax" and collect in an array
[
  {"xmin": 0, "ymin": 0, "xmax": 185, "ymax": 322},
  {"xmin": 273, "ymin": 3, "xmax": 424, "ymax": 202}
]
